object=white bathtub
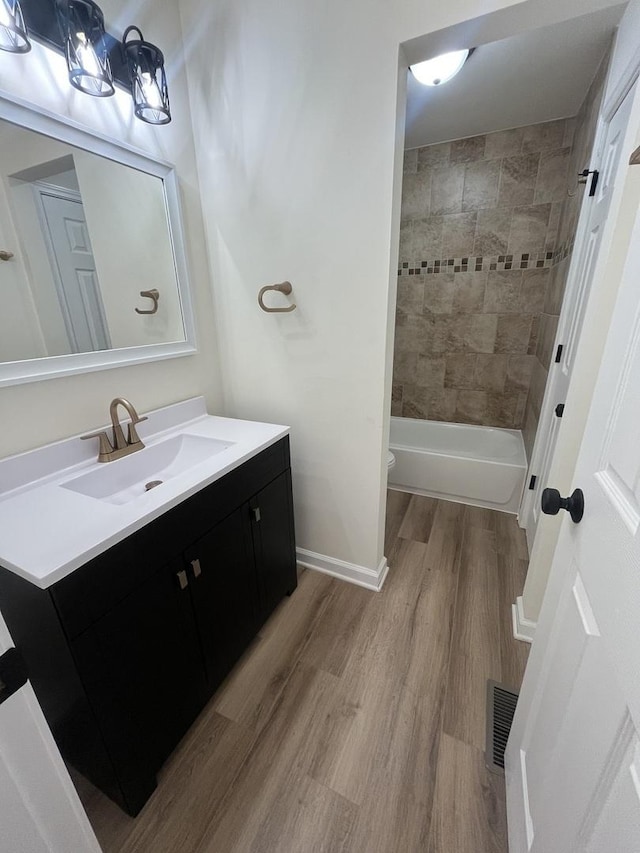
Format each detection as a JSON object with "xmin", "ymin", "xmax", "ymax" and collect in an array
[{"xmin": 388, "ymin": 417, "xmax": 527, "ymax": 514}]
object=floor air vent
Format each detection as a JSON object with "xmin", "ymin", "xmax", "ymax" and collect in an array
[{"xmin": 486, "ymin": 680, "xmax": 519, "ymax": 774}]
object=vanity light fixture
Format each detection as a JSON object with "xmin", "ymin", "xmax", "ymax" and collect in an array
[
  {"xmin": 62, "ymin": 0, "xmax": 114, "ymax": 97},
  {"xmin": 122, "ymin": 26, "xmax": 171, "ymax": 125},
  {"xmin": 0, "ymin": 0, "xmax": 30, "ymax": 53},
  {"xmin": 410, "ymin": 49, "xmax": 470, "ymax": 87}
]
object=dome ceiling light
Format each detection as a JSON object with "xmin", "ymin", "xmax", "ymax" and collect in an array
[{"xmin": 410, "ymin": 49, "xmax": 471, "ymax": 87}]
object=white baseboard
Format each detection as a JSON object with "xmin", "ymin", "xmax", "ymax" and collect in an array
[
  {"xmin": 296, "ymin": 548, "xmax": 389, "ymax": 592},
  {"xmin": 512, "ymin": 596, "xmax": 536, "ymax": 644}
]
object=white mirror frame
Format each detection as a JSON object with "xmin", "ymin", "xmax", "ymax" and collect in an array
[{"xmin": 0, "ymin": 89, "xmax": 197, "ymax": 387}]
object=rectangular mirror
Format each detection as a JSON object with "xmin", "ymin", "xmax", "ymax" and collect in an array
[{"xmin": 0, "ymin": 93, "xmax": 196, "ymax": 386}]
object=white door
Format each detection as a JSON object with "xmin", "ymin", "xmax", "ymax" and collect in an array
[
  {"xmin": 38, "ymin": 189, "xmax": 111, "ymax": 354},
  {"xmin": 0, "ymin": 611, "xmax": 100, "ymax": 853},
  {"xmin": 521, "ymin": 87, "xmax": 635, "ymax": 550},
  {"xmin": 506, "ymin": 100, "xmax": 640, "ymax": 850}
]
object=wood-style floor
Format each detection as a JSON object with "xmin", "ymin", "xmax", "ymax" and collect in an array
[{"xmin": 79, "ymin": 492, "xmax": 530, "ymax": 853}]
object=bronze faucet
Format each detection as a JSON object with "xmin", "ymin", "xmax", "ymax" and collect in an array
[{"xmin": 81, "ymin": 398, "xmax": 148, "ymax": 462}]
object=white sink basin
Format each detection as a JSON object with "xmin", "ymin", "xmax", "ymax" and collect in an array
[{"xmin": 61, "ymin": 434, "xmax": 234, "ymax": 505}]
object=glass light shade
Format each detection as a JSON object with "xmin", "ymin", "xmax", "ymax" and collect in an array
[
  {"xmin": 0, "ymin": 0, "xmax": 30, "ymax": 53},
  {"xmin": 63, "ymin": 0, "xmax": 114, "ymax": 97},
  {"xmin": 410, "ymin": 50, "xmax": 470, "ymax": 87},
  {"xmin": 123, "ymin": 27, "xmax": 171, "ymax": 125}
]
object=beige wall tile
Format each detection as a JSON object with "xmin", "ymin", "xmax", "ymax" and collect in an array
[
  {"xmin": 394, "ymin": 315, "xmax": 430, "ymax": 353},
  {"xmin": 474, "ymin": 208, "xmax": 511, "ymax": 255},
  {"xmin": 455, "ymin": 390, "xmax": 489, "ymax": 424},
  {"xmin": 392, "ymin": 384, "xmax": 403, "ymax": 403},
  {"xmin": 463, "ymin": 160, "xmax": 500, "ymax": 211},
  {"xmin": 403, "ymin": 149, "xmax": 418, "ymax": 174},
  {"xmin": 544, "ymin": 256, "xmax": 570, "ymax": 315},
  {"xmin": 514, "ymin": 391, "xmax": 528, "ymax": 428},
  {"xmin": 474, "ymin": 354, "xmax": 508, "ymax": 392},
  {"xmin": 451, "ymin": 135, "xmax": 486, "ymax": 163},
  {"xmin": 401, "ymin": 170, "xmax": 432, "ymax": 220},
  {"xmin": 416, "ymin": 355, "xmax": 446, "ymax": 388},
  {"xmin": 528, "ymin": 315, "xmax": 540, "ymax": 355},
  {"xmin": 393, "ymin": 351, "xmax": 418, "ymax": 383},
  {"xmin": 536, "ymin": 312, "xmax": 559, "ymax": 369},
  {"xmin": 484, "ymin": 270, "xmax": 523, "ymax": 314},
  {"xmin": 534, "ymin": 148, "xmax": 570, "ymax": 204},
  {"xmin": 498, "ymin": 153, "xmax": 539, "ymax": 207},
  {"xmin": 424, "ymin": 276, "xmax": 455, "ymax": 314},
  {"xmin": 522, "ymin": 119, "xmax": 566, "ymax": 153},
  {"xmin": 447, "ymin": 314, "xmax": 498, "ymax": 353},
  {"xmin": 505, "ymin": 354, "xmax": 535, "ymax": 392},
  {"xmin": 445, "ymin": 354, "xmax": 477, "ymax": 389},
  {"xmin": 397, "ymin": 278, "xmax": 425, "ymax": 314},
  {"xmin": 495, "ymin": 315, "xmax": 534, "ymax": 354},
  {"xmin": 442, "ymin": 212, "xmax": 478, "ymax": 257},
  {"xmin": 418, "ymin": 142, "xmax": 450, "ymax": 169},
  {"xmin": 453, "ymin": 272, "xmax": 487, "ymax": 313},
  {"xmin": 484, "ymin": 127, "xmax": 524, "ymax": 159},
  {"xmin": 521, "ymin": 268, "xmax": 549, "ymax": 313},
  {"xmin": 428, "ymin": 389, "xmax": 459, "ymax": 421},
  {"xmin": 431, "ymin": 164, "xmax": 465, "ymax": 215},
  {"xmin": 508, "ymin": 204, "xmax": 551, "ymax": 253}
]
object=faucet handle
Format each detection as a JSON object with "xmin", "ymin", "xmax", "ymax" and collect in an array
[
  {"xmin": 127, "ymin": 416, "xmax": 148, "ymax": 447},
  {"xmin": 81, "ymin": 430, "xmax": 114, "ymax": 461}
]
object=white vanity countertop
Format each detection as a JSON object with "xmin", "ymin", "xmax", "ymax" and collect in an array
[{"xmin": 0, "ymin": 398, "xmax": 289, "ymax": 589}]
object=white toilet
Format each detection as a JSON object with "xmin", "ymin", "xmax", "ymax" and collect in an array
[{"xmin": 387, "ymin": 451, "xmax": 396, "ymax": 472}]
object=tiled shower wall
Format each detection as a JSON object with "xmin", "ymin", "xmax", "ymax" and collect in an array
[
  {"xmin": 393, "ymin": 118, "xmax": 573, "ymax": 430},
  {"xmin": 522, "ymin": 56, "xmax": 608, "ymax": 455}
]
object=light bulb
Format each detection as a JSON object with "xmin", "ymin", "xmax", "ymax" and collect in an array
[
  {"xmin": 410, "ymin": 50, "xmax": 470, "ymax": 87},
  {"xmin": 141, "ymin": 72, "xmax": 163, "ymax": 109}
]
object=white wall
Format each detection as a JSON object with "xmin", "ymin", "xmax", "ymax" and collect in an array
[
  {"xmin": 177, "ymin": 0, "xmax": 620, "ymax": 577},
  {"xmin": 0, "ymin": 0, "xmax": 222, "ymax": 457}
]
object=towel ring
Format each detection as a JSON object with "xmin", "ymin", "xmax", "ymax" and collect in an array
[
  {"xmin": 135, "ymin": 289, "xmax": 160, "ymax": 315},
  {"xmin": 258, "ymin": 281, "xmax": 296, "ymax": 313}
]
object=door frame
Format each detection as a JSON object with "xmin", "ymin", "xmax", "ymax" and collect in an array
[
  {"xmin": 517, "ymin": 36, "xmax": 640, "ymax": 549},
  {"xmin": 512, "ymin": 29, "xmax": 640, "ymax": 641}
]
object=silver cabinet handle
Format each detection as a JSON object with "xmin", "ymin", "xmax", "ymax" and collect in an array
[
  {"xmin": 176, "ymin": 569, "xmax": 188, "ymax": 590},
  {"xmin": 191, "ymin": 558, "xmax": 202, "ymax": 578},
  {"xmin": 252, "ymin": 507, "xmax": 261, "ymax": 523}
]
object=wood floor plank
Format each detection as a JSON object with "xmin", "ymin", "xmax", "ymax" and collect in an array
[
  {"xmin": 196, "ymin": 664, "xmax": 356, "ymax": 852},
  {"xmin": 464, "ymin": 504, "xmax": 497, "ymax": 531},
  {"xmin": 213, "ymin": 568, "xmax": 334, "ymax": 732},
  {"xmin": 300, "ymin": 578, "xmax": 373, "ymax": 677},
  {"xmin": 494, "ymin": 511, "xmax": 529, "ymax": 561},
  {"xmin": 427, "ymin": 733, "xmax": 508, "ymax": 853},
  {"xmin": 397, "ymin": 494, "xmax": 439, "ymax": 542},
  {"xmin": 443, "ymin": 525, "xmax": 502, "ymax": 749},
  {"xmin": 81, "ymin": 492, "xmax": 517, "ymax": 853},
  {"xmin": 384, "ymin": 488, "xmax": 412, "ymax": 550},
  {"xmin": 497, "ymin": 552, "xmax": 530, "ymax": 690}
]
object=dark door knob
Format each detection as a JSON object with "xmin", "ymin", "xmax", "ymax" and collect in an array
[{"xmin": 541, "ymin": 488, "xmax": 584, "ymax": 523}]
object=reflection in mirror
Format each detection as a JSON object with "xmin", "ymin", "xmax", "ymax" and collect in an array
[{"xmin": 0, "ymin": 119, "xmax": 186, "ymax": 366}]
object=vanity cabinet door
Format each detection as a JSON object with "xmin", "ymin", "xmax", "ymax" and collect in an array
[
  {"xmin": 250, "ymin": 470, "xmax": 298, "ymax": 621},
  {"xmin": 71, "ymin": 557, "xmax": 207, "ymax": 813},
  {"xmin": 185, "ymin": 506, "xmax": 260, "ymax": 694}
]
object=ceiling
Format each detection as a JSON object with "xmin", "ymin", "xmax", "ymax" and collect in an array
[{"xmin": 405, "ymin": 4, "xmax": 626, "ymax": 150}]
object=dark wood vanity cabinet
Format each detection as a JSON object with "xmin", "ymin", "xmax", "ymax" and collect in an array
[{"xmin": 0, "ymin": 438, "xmax": 297, "ymax": 817}]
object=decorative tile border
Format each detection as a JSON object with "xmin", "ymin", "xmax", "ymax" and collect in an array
[{"xmin": 397, "ymin": 238, "xmax": 575, "ymax": 277}]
